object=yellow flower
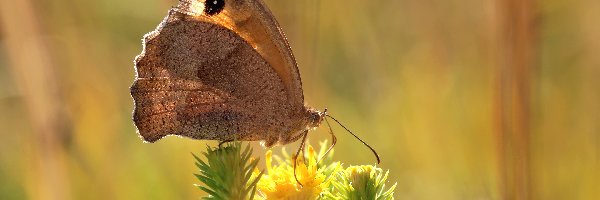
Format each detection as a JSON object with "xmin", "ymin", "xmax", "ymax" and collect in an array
[{"xmin": 255, "ymin": 145, "xmax": 330, "ymax": 200}]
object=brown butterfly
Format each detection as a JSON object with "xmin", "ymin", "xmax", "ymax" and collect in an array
[{"xmin": 130, "ymin": 0, "xmax": 378, "ymax": 165}]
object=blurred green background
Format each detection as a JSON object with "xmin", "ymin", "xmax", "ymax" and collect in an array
[{"xmin": 1, "ymin": 0, "xmax": 598, "ymax": 199}]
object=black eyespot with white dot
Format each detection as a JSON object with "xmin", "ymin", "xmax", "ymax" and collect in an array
[{"xmin": 204, "ymin": 0, "xmax": 225, "ymax": 16}]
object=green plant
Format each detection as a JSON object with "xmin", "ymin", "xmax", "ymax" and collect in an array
[
  {"xmin": 193, "ymin": 141, "xmax": 396, "ymax": 199},
  {"xmin": 193, "ymin": 142, "xmax": 263, "ymax": 200},
  {"xmin": 325, "ymin": 165, "xmax": 397, "ymax": 200}
]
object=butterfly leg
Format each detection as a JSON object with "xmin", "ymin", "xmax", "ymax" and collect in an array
[
  {"xmin": 318, "ymin": 117, "xmax": 337, "ymax": 164},
  {"xmin": 293, "ymin": 130, "xmax": 309, "ymax": 186},
  {"xmin": 218, "ymin": 139, "xmax": 234, "ymax": 148}
]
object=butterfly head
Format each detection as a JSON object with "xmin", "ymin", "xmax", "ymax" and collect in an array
[{"xmin": 306, "ymin": 108, "xmax": 326, "ymax": 129}]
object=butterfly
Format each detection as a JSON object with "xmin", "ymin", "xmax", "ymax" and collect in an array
[{"xmin": 130, "ymin": 0, "xmax": 379, "ymax": 168}]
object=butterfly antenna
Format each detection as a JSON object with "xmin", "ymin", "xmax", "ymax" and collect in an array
[
  {"xmin": 324, "ymin": 114, "xmax": 381, "ymax": 164},
  {"xmin": 293, "ymin": 131, "xmax": 308, "ymax": 187},
  {"xmin": 318, "ymin": 111, "xmax": 337, "ymax": 164}
]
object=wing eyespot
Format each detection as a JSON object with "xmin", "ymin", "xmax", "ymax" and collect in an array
[{"xmin": 204, "ymin": 0, "xmax": 225, "ymax": 16}]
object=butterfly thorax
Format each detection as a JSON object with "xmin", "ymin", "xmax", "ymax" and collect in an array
[{"xmin": 267, "ymin": 107, "xmax": 324, "ymax": 147}]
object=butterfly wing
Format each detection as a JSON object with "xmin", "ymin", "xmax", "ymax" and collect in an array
[
  {"xmin": 188, "ymin": 0, "xmax": 306, "ymax": 112},
  {"xmin": 131, "ymin": 10, "xmax": 307, "ymax": 144}
]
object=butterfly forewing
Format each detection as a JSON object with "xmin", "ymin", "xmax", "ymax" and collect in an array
[
  {"xmin": 184, "ymin": 0, "xmax": 306, "ymax": 111},
  {"xmin": 131, "ymin": 11, "xmax": 305, "ymax": 145}
]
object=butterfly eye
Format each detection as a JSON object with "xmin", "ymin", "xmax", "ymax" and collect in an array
[{"xmin": 204, "ymin": 0, "xmax": 225, "ymax": 16}]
